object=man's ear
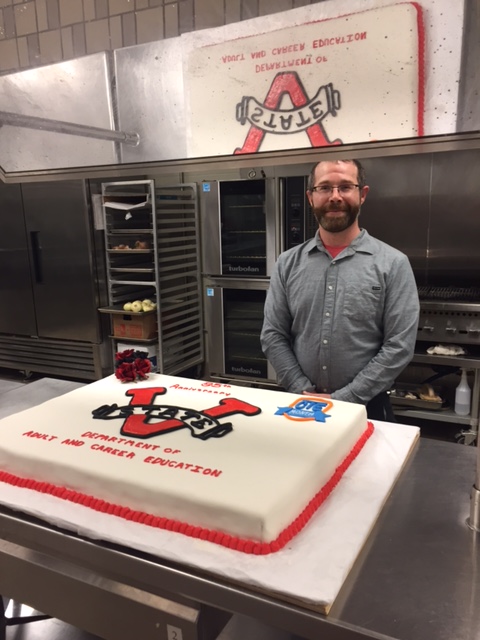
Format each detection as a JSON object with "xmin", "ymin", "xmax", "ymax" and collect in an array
[
  {"xmin": 360, "ymin": 185, "xmax": 369, "ymax": 205},
  {"xmin": 306, "ymin": 191, "xmax": 313, "ymax": 207}
]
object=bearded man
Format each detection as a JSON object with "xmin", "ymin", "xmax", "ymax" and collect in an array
[{"xmin": 260, "ymin": 159, "xmax": 419, "ymax": 421}]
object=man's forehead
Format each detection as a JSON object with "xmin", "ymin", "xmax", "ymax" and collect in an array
[{"xmin": 315, "ymin": 160, "xmax": 357, "ymax": 177}]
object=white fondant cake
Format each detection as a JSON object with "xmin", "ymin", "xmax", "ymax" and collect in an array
[{"xmin": 0, "ymin": 374, "xmax": 372, "ymax": 554}]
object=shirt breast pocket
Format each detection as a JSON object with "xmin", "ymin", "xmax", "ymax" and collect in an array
[{"xmin": 343, "ymin": 285, "xmax": 383, "ymax": 321}]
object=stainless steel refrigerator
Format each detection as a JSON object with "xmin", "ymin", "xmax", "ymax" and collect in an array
[{"xmin": 0, "ymin": 180, "xmax": 109, "ymax": 380}]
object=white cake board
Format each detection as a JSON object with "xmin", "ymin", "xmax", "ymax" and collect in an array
[{"xmin": 0, "ymin": 420, "xmax": 418, "ymax": 613}]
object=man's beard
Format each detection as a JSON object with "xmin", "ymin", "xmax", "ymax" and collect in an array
[{"xmin": 313, "ymin": 202, "xmax": 360, "ymax": 233}]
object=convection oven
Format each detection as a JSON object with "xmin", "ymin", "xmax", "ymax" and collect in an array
[
  {"xmin": 203, "ymin": 277, "xmax": 276, "ymax": 384},
  {"xmin": 200, "ymin": 176, "xmax": 315, "ymax": 384},
  {"xmin": 200, "ymin": 176, "xmax": 314, "ymax": 279},
  {"xmin": 201, "ymin": 178, "xmax": 275, "ymax": 278}
]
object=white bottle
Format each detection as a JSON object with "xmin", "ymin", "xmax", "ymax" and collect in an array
[{"xmin": 454, "ymin": 369, "xmax": 471, "ymax": 416}]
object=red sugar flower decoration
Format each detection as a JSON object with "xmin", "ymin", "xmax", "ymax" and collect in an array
[
  {"xmin": 116, "ymin": 349, "xmax": 134, "ymax": 362},
  {"xmin": 135, "ymin": 357, "xmax": 152, "ymax": 379},
  {"xmin": 115, "ymin": 349, "xmax": 152, "ymax": 383}
]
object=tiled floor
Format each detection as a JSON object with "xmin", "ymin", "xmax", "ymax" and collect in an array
[{"xmin": 3, "ymin": 601, "xmax": 102, "ymax": 640}]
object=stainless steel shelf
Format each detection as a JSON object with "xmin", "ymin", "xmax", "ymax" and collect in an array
[
  {"xmin": 98, "ymin": 306, "xmax": 156, "ymax": 316},
  {"xmin": 393, "ymin": 406, "xmax": 471, "ymax": 425},
  {"xmin": 399, "ymin": 353, "xmax": 480, "ymax": 439},
  {"xmin": 109, "ymin": 279, "xmax": 157, "ymax": 286},
  {"xmin": 412, "ymin": 352, "xmax": 480, "ymax": 369},
  {"xmin": 108, "ymin": 335, "xmax": 158, "ymax": 344},
  {"xmin": 107, "ymin": 249, "xmax": 152, "ymax": 254},
  {"xmin": 107, "ymin": 229, "xmax": 154, "ymax": 234},
  {"xmin": 110, "ymin": 267, "xmax": 155, "ymax": 274}
]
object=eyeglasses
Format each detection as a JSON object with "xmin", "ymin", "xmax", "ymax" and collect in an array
[{"xmin": 310, "ymin": 184, "xmax": 360, "ymax": 196}]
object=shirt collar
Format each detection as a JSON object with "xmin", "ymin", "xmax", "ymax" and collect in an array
[{"xmin": 307, "ymin": 228, "xmax": 374, "ymax": 256}]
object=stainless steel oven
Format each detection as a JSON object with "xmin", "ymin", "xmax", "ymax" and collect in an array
[
  {"xmin": 203, "ymin": 278, "xmax": 276, "ymax": 384},
  {"xmin": 200, "ymin": 175, "xmax": 315, "ymax": 384},
  {"xmin": 200, "ymin": 176, "xmax": 314, "ymax": 278},
  {"xmin": 200, "ymin": 178, "xmax": 276, "ymax": 277}
]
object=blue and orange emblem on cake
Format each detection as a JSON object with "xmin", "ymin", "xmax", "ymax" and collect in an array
[{"xmin": 275, "ymin": 397, "xmax": 333, "ymax": 423}]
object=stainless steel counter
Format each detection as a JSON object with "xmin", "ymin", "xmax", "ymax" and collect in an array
[{"xmin": 1, "ymin": 437, "xmax": 479, "ymax": 640}]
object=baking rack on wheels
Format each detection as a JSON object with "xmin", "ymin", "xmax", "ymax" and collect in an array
[
  {"xmin": 99, "ymin": 180, "xmax": 204, "ymax": 377},
  {"xmin": 1, "ymin": 436, "xmax": 480, "ymax": 640}
]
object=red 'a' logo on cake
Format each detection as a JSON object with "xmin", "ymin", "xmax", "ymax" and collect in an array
[{"xmin": 92, "ymin": 387, "xmax": 261, "ymax": 440}]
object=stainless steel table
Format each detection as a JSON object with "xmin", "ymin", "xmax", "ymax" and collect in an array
[{"xmin": 1, "ymin": 437, "xmax": 479, "ymax": 640}]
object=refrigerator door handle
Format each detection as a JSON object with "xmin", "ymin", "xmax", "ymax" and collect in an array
[{"xmin": 30, "ymin": 231, "xmax": 43, "ymax": 283}]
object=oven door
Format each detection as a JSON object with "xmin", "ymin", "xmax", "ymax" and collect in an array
[
  {"xmin": 200, "ymin": 179, "xmax": 277, "ymax": 278},
  {"xmin": 203, "ymin": 278, "xmax": 277, "ymax": 384}
]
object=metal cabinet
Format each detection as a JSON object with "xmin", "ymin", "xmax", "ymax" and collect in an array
[
  {"xmin": 0, "ymin": 180, "xmax": 109, "ymax": 380},
  {"xmin": 0, "ymin": 183, "xmax": 37, "ymax": 337},
  {"xmin": 99, "ymin": 180, "xmax": 204, "ymax": 375}
]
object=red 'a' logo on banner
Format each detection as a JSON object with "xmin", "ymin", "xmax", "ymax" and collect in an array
[{"xmin": 235, "ymin": 71, "xmax": 342, "ymax": 154}]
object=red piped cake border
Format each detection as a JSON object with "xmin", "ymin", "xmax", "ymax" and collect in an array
[{"xmin": 0, "ymin": 422, "xmax": 374, "ymax": 555}]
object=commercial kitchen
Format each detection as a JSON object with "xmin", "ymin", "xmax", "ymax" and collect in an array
[{"xmin": 1, "ymin": 0, "xmax": 480, "ymax": 639}]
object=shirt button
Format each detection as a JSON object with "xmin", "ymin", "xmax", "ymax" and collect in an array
[
  {"xmin": 332, "ymin": 261, "xmax": 336, "ymax": 265},
  {"xmin": 328, "ymin": 285, "xmax": 333, "ymax": 290},
  {"xmin": 325, "ymin": 312, "xmax": 330, "ymax": 317},
  {"xmin": 322, "ymin": 365, "xmax": 327, "ymax": 370},
  {"xmin": 323, "ymin": 339, "xmax": 328, "ymax": 344}
]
